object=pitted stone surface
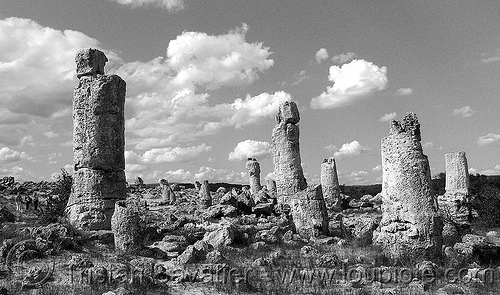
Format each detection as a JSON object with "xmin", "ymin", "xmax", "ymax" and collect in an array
[
  {"xmin": 66, "ymin": 169, "xmax": 126, "ymax": 230},
  {"xmin": 246, "ymin": 158, "xmax": 262, "ymax": 194},
  {"xmin": 111, "ymin": 200, "xmax": 143, "ymax": 254},
  {"xmin": 73, "ymin": 75, "xmax": 126, "ymax": 171},
  {"xmin": 266, "ymin": 179, "xmax": 276, "ymax": 197},
  {"xmin": 289, "ymin": 184, "xmax": 329, "ymax": 239},
  {"xmin": 75, "ymin": 48, "xmax": 108, "ymax": 79},
  {"xmin": 159, "ymin": 179, "xmax": 176, "ymax": 204},
  {"xmin": 200, "ymin": 180, "xmax": 212, "ymax": 208},
  {"xmin": 373, "ymin": 112, "xmax": 442, "ymax": 261},
  {"xmin": 67, "ymin": 49, "xmax": 126, "ymax": 231},
  {"xmin": 271, "ymin": 101, "xmax": 307, "ymax": 205},
  {"xmin": 276, "ymin": 101, "xmax": 300, "ymax": 124},
  {"xmin": 438, "ymin": 151, "xmax": 471, "ymax": 229},
  {"xmin": 321, "ymin": 157, "xmax": 341, "ymax": 210}
]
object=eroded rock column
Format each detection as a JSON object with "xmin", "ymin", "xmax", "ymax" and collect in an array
[
  {"xmin": 321, "ymin": 157, "xmax": 342, "ymax": 210},
  {"xmin": 373, "ymin": 113, "xmax": 442, "ymax": 261},
  {"xmin": 289, "ymin": 184, "xmax": 329, "ymax": 239},
  {"xmin": 271, "ymin": 101, "xmax": 307, "ymax": 206},
  {"xmin": 111, "ymin": 200, "xmax": 143, "ymax": 254},
  {"xmin": 66, "ymin": 48, "xmax": 126, "ymax": 230},
  {"xmin": 438, "ymin": 152, "xmax": 471, "ymax": 235},
  {"xmin": 159, "ymin": 178, "xmax": 176, "ymax": 204},
  {"xmin": 200, "ymin": 180, "xmax": 212, "ymax": 208},
  {"xmin": 246, "ymin": 158, "xmax": 262, "ymax": 194}
]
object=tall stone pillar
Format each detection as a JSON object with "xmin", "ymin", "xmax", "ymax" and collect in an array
[
  {"xmin": 438, "ymin": 152, "xmax": 471, "ymax": 235},
  {"xmin": 289, "ymin": 184, "xmax": 329, "ymax": 239},
  {"xmin": 321, "ymin": 157, "xmax": 342, "ymax": 210},
  {"xmin": 271, "ymin": 101, "xmax": 307, "ymax": 206},
  {"xmin": 159, "ymin": 178, "xmax": 176, "ymax": 204},
  {"xmin": 246, "ymin": 158, "xmax": 262, "ymax": 194},
  {"xmin": 373, "ymin": 113, "xmax": 442, "ymax": 261},
  {"xmin": 266, "ymin": 179, "xmax": 277, "ymax": 198},
  {"xmin": 66, "ymin": 48, "xmax": 127, "ymax": 230},
  {"xmin": 199, "ymin": 180, "xmax": 212, "ymax": 208}
]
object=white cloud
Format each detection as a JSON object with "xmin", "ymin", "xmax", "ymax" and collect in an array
[
  {"xmin": 372, "ymin": 165, "xmax": 382, "ymax": 172},
  {"xmin": 0, "ymin": 17, "xmax": 120, "ymax": 118},
  {"xmin": 452, "ymin": 106, "xmax": 475, "ymax": 118},
  {"xmin": 109, "ymin": 0, "xmax": 184, "ymax": 10},
  {"xmin": 265, "ymin": 172, "xmax": 275, "ymax": 180},
  {"xmin": 43, "ymin": 131, "xmax": 59, "ymax": 138},
  {"xmin": 163, "ymin": 169, "xmax": 194, "ymax": 182},
  {"xmin": 477, "ymin": 133, "xmax": 500, "ymax": 147},
  {"xmin": 331, "ymin": 52, "xmax": 356, "ymax": 64},
  {"xmin": 166, "ymin": 24, "xmax": 273, "ymax": 90},
  {"xmin": 330, "ymin": 140, "xmax": 370, "ymax": 159},
  {"xmin": 396, "ymin": 88, "xmax": 413, "ymax": 96},
  {"xmin": 0, "ymin": 147, "xmax": 32, "ymax": 163},
  {"xmin": 194, "ymin": 166, "xmax": 248, "ymax": 183},
  {"xmin": 337, "ymin": 170, "xmax": 369, "ymax": 185},
  {"xmin": 310, "ymin": 59, "xmax": 388, "ymax": 109},
  {"xmin": 127, "ymin": 90, "xmax": 290, "ymax": 149},
  {"xmin": 315, "ymin": 48, "xmax": 329, "ymax": 63},
  {"xmin": 125, "ymin": 143, "xmax": 212, "ymax": 164},
  {"xmin": 422, "ymin": 142, "xmax": 435, "ymax": 149},
  {"xmin": 228, "ymin": 140, "xmax": 271, "ymax": 161},
  {"xmin": 468, "ymin": 165, "xmax": 500, "ymax": 176},
  {"xmin": 380, "ymin": 112, "xmax": 397, "ymax": 122}
]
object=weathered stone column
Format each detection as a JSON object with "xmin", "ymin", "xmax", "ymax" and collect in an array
[
  {"xmin": 271, "ymin": 101, "xmax": 307, "ymax": 206},
  {"xmin": 159, "ymin": 178, "xmax": 176, "ymax": 204},
  {"xmin": 438, "ymin": 152, "xmax": 471, "ymax": 240},
  {"xmin": 321, "ymin": 157, "xmax": 342, "ymax": 210},
  {"xmin": 266, "ymin": 179, "xmax": 277, "ymax": 198},
  {"xmin": 289, "ymin": 184, "xmax": 329, "ymax": 239},
  {"xmin": 66, "ymin": 48, "xmax": 126, "ymax": 230},
  {"xmin": 199, "ymin": 180, "xmax": 212, "ymax": 208},
  {"xmin": 373, "ymin": 113, "xmax": 442, "ymax": 261},
  {"xmin": 111, "ymin": 200, "xmax": 143, "ymax": 254},
  {"xmin": 246, "ymin": 158, "xmax": 262, "ymax": 194}
]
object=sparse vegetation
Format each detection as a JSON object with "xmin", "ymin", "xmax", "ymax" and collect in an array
[{"xmin": 39, "ymin": 168, "xmax": 73, "ymax": 225}]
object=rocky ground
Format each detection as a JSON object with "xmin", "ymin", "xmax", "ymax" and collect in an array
[{"xmin": 1, "ymin": 179, "xmax": 500, "ymax": 295}]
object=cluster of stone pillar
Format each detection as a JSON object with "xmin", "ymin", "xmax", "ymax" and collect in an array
[
  {"xmin": 373, "ymin": 113, "xmax": 442, "ymax": 261},
  {"xmin": 271, "ymin": 101, "xmax": 307, "ymax": 206},
  {"xmin": 66, "ymin": 49, "xmax": 127, "ymax": 231}
]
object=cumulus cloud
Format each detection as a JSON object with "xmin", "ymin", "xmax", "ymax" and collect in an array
[
  {"xmin": 195, "ymin": 166, "xmax": 247, "ymax": 183},
  {"xmin": 452, "ymin": 106, "xmax": 475, "ymax": 118},
  {"xmin": 328, "ymin": 140, "xmax": 370, "ymax": 159},
  {"xmin": 315, "ymin": 48, "xmax": 329, "ymax": 63},
  {"xmin": 477, "ymin": 133, "xmax": 500, "ymax": 147},
  {"xmin": 331, "ymin": 52, "xmax": 356, "ymax": 64},
  {"xmin": 165, "ymin": 24, "xmax": 273, "ymax": 90},
  {"xmin": 380, "ymin": 112, "xmax": 397, "ymax": 122},
  {"xmin": 396, "ymin": 88, "xmax": 413, "ymax": 96},
  {"xmin": 126, "ymin": 143, "xmax": 212, "ymax": 164},
  {"xmin": 128, "ymin": 90, "xmax": 290, "ymax": 149},
  {"xmin": 109, "ymin": 0, "xmax": 184, "ymax": 10},
  {"xmin": 372, "ymin": 165, "xmax": 382, "ymax": 172},
  {"xmin": 0, "ymin": 147, "xmax": 32, "ymax": 163},
  {"xmin": 0, "ymin": 17, "xmax": 120, "ymax": 118},
  {"xmin": 228, "ymin": 140, "xmax": 271, "ymax": 161},
  {"xmin": 310, "ymin": 59, "xmax": 388, "ymax": 109}
]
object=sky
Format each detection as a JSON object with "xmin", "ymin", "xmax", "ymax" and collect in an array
[{"xmin": 0, "ymin": 0, "xmax": 499, "ymax": 185}]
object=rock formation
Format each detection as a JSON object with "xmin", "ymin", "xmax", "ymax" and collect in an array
[
  {"xmin": 321, "ymin": 157, "xmax": 342, "ymax": 210},
  {"xmin": 200, "ymin": 180, "xmax": 212, "ymax": 208},
  {"xmin": 289, "ymin": 184, "xmax": 329, "ymax": 239},
  {"xmin": 246, "ymin": 158, "xmax": 262, "ymax": 194},
  {"xmin": 438, "ymin": 152, "xmax": 471, "ymax": 241},
  {"xmin": 271, "ymin": 101, "xmax": 307, "ymax": 205},
  {"xmin": 194, "ymin": 181, "xmax": 201, "ymax": 191},
  {"xmin": 159, "ymin": 178, "xmax": 176, "ymax": 204},
  {"xmin": 373, "ymin": 113, "xmax": 442, "ymax": 261},
  {"xmin": 266, "ymin": 179, "xmax": 277, "ymax": 198},
  {"xmin": 111, "ymin": 200, "xmax": 143, "ymax": 254},
  {"xmin": 66, "ymin": 48, "xmax": 126, "ymax": 230}
]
